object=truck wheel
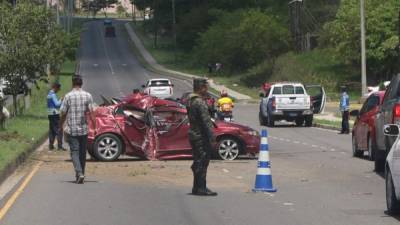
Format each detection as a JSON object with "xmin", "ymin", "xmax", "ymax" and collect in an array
[
  {"xmin": 386, "ymin": 169, "xmax": 400, "ymax": 215},
  {"xmin": 295, "ymin": 118, "xmax": 304, "ymax": 127},
  {"xmin": 305, "ymin": 115, "xmax": 313, "ymax": 127},
  {"xmin": 267, "ymin": 114, "xmax": 275, "ymax": 127},
  {"xmin": 259, "ymin": 112, "xmax": 267, "ymax": 126}
]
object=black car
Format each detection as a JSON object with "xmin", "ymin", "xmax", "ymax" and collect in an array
[{"xmin": 374, "ymin": 74, "xmax": 400, "ymax": 172}]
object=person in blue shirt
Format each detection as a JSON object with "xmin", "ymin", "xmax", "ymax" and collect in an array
[
  {"xmin": 339, "ymin": 86, "xmax": 350, "ymax": 134},
  {"xmin": 47, "ymin": 83, "xmax": 64, "ymax": 150}
]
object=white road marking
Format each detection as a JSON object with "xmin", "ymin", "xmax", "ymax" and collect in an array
[
  {"xmin": 311, "ymin": 145, "xmax": 318, "ymax": 148},
  {"xmin": 122, "ymin": 64, "xmax": 127, "ymax": 66},
  {"xmin": 283, "ymin": 202, "xmax": 294, "ymax": 206},
  {"xmin": 99, "ymin": 25, "xmax": 115, "ymax": 75},
  {"xmin": 93, "ymin": 64, "xmax": 98, "ymax": 67},
  {"xmin": 222, "ymin": 169, "xmax": 230, "ymax": 173}
]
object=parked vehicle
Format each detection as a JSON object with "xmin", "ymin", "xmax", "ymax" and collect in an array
[
  {"xmin": 142, "ymin": 79, "xmax": 174, "ymax": 99},
  {"xmin": 105, "ymin": 26, "xmax": 116, "ymax": 37},
  {"xmin": 374, "ymin": 74, "xmax": 400, "ymax": 172},
  {"xmin": 87, "ymin": 93, "xmax": 260, "ymax": 161},
  {"xmin": 351, "ymin": 91, "xmax": 385, "ymax": 160},
  {"xmin": 259, "ymin": 82, "xmax": 325, "ymax": 127},
  {"xmin": 381, "ymin": 124, "xmax": 400, "ymax": 214}
]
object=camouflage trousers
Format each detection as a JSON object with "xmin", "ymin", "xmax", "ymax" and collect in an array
[{"xmin": 190, "ymin": 137, "xmax": 212, "ymax": 192}]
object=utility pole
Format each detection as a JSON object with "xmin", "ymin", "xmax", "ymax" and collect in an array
[
  {"xmin": 172, "ymin": 0, "xmax": 177, "ymax": 63},
  {"xmin": 133, "ymin": 0, "xmax": 136, "ymax": 24},
  {"xmin": 360, "ymin": 0, "xmax": 367, "ymax": 96}
]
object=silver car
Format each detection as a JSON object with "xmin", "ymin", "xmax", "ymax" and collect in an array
[{"xmin": 383, "ymin": 124, "xmax": 400, "ymax": 214}]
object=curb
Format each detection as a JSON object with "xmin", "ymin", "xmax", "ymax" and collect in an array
[{"xmin": 0, "ymin": 133, "xmax": 48, "ymax": 186}]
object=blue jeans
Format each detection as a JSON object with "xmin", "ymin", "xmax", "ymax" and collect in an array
[{"xmin": 66, "ymin": 135, "xmax": 87, "ymax": 176}]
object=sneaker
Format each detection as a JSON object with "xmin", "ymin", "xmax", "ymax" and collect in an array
[
  {"xmin": 57, "ymin": 147, "xmax": 67, "ymax": 151},
  {"xmin": 76, "ymin": 175, "xmax": 85, "ymax": 184},
  {"xmin": 193, "ymin": 188, "xmax": 217, "ymax": 196},
  {"xmin": 49, "ymin": 145, "xmax": 55, "ymax": 151}
]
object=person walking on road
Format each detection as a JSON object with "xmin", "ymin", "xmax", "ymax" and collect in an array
[
  {"xmin": 187, "ymin": 78, "xmax": 217, "ymax": 196},
  {"xmin": 339, "ymin": 86, "xmax": 350, "ymax": 134},
  {"xmin": 47, "ymin": 83, "xmax": 64, "ymax": 151},
  {"xmin": 60, "ymin": 75, "xmax": 96, "ymax": 184}
]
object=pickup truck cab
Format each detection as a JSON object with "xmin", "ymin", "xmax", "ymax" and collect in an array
[{"xmin": 259, "ymin": 82, "xmax": 325, "ymax": 127}]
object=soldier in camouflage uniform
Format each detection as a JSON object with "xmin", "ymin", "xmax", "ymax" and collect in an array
[{"xmin": 187, "ymin": 78, "xmax": 217, "ymax": 196}]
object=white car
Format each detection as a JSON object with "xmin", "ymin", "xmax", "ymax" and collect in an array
[
  {"xmin": 142, "ymin": 79, "xmax": 174, "ymax": 99},
  {"xmin": 383, "ymin": 124, "xmax": 400, "ymax": 214}
]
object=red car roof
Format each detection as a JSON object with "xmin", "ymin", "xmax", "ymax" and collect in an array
[{"xmin": 123, "ymin": 93, "xmax": 186, "ymax": 113}]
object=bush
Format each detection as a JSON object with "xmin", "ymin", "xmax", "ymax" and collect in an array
[{"xmin": 194, "ymin": 9, "xmax": 289, "ymax": 72}]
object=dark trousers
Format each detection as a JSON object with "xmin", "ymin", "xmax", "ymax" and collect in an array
[
  {"xmin": 66, "ymin": 135, "xmax": 87, "ymax": 176},
  {"xmin": 190, "ymin": 137, "xmax": 212, "ymax": 192},
  {"xmin": 341, "ymin": 111, "xmax": 350, "ymax": 133},
  {"xmin": 48, "ymin": 115, "xmax": 63, "ymax": 149}
]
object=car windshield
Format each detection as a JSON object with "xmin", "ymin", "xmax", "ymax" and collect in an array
[{"xmin": 149, "ymin": 80, "xmax": 170, "ymax": 87}]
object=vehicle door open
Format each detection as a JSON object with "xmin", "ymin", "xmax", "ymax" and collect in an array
[{"xmin": 305, "ymin": 85, "xmax": 326, "ymax": 114}]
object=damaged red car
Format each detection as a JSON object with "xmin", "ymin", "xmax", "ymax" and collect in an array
[{"xmin": 87, "ymin": 93, "xmax": 260, "ymax": 161}]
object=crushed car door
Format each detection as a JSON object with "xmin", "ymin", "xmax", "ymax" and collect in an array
[
  {"xmin": 305, "ymin": 85, "xmax": 326, "ymax": 114},
  {"xmin": 152, "ymin": 110, "xmax": 191, "ymax": 156},
  {"xmin": 120, "ymin": 104, "xmax": 147, "ymax": 152}
]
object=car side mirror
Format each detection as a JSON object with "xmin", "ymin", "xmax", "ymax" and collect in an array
[
  {"xmin": 350, "ymin": 110, "xmax": 360, "ymax": 117},
  {"xmin": 384, "ymin": 124, "xmax": 400, "ymax": 136},
  {"xmin": 259, "ymin": 92, "xmax": 265, "ymax": 98},
  {"xmin": 141, "ymin": 85, "xmax": 146, "ymax": 88}
]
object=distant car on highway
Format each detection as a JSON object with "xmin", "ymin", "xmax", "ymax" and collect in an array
[
  {"xmin": 351, "ymin": 91, "xmax": 385, "ymax": 160},
  {"xmin": 259, "ymin": 82, "xmax": 325, "ymax": 127},
  {"xmin": 103, "ymin": 19, "xmax": 112, "ymax": 26},
  {"xmin": 381, "ymin": 124, "xmax": 400, "ymax": 214},
  {"xmin": 142, "ymin": 78, "xmax": 174, "ymax": 99},
  {"xmin": 374, "ymin": 74, "xmax": 400, "ymax": 172},
  {"xmin": 87, "ymin": 93, "xmax": 260, "ymax": 161}
]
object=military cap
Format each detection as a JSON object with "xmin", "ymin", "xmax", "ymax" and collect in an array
[{"xmin": 193, "ymin": 78, "xmax": 208, "ymax": 91}]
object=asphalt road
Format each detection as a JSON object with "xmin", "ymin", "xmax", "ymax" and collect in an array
[{"xmin": 0, "ymin": 20, "xmax": 398, "ymax": 225}]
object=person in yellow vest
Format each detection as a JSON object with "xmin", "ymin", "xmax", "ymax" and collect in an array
[{"xmin": 217, "ymin": 90, "xmax": 234, "ymax": 120}]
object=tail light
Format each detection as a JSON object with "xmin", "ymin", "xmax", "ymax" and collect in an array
[{"xmin": 393, "ymin": 104, "xmax": 400, "ymax": 123}]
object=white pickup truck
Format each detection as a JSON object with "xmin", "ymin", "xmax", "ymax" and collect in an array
[{"xmin": 259, "ymin": 82, "xmax": 326, "ymax": 127}]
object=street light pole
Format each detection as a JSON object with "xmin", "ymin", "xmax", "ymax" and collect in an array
[
  {"xmin": 172, "ymin": 0, "xmax": 177, "ymax": 63},
  {"xmin": 360, "ymin": 0, "xmax": 367, "ymax": 96}
]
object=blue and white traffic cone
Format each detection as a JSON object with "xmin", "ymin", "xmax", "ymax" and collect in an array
[{"xmin": 253, "ymin": 129, "xmax": 277, "ymax": 192}]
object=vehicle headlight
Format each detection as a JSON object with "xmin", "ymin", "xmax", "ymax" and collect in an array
[{"xmin": 241, "ymin": 130, "xmax": 259, "ymax": 136}]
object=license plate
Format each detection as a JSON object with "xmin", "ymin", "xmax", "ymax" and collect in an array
[
  {"xmin": 289, "ymin": 113, "xmax": 297, "ymax": 117},
  {"xmin": 224, "ymin": 118, "xmax": 231, "ymax": 122}
]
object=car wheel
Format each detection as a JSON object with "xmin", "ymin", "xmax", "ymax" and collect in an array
[
  {"xmin": 386, "ymin": 169, "xmax": 400, "ymax": 215},
  {"xmin": 352, "ymin": 135, "xmax": 363, "ymax": 157},
  {"xmin": 88, "ymin": 150, "xmax": 98, "ymax": 161},
  {"xmin": 259, "ymin": 112, "xmax": 267, "ymax": 126},
  {"xmin": 367, "ymin": 137, "xmax": 375, "ymax": 161},
  {"xmin": 374, "ymin": 150, "xmax": 386, "ymax": 172},
  {"xmin": 217, "ymin": 137, "xmax": 240, "ymax": 160},
  {"xmin": 93, "ymin": 133, "xmax": 123, "ymax": 161},
  {"xmin": 295, "ymin": 118, "xmax": 304, "ymax": 127},
  {"xmin": 305, "ymin": 115, "xmax": 313, "ymax": 127},
  {"xmin": 267, "ymin": 114, "xmax": 275, "ymax": 127}
]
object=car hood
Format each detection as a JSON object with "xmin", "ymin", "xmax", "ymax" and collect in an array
[{"xmin": 215, "ymin": 120, "xmax": 255, "ymax": 132}]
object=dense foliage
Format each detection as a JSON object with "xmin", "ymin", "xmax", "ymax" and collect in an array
[{"xmin": 0, "ymin": 1, "xmax": 74, "ymax": 114}]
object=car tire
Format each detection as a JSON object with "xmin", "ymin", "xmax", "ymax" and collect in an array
[
  {"xmin": 93, "ymin": 133, "xmax": 123, "ymax": 162},
  {"xmin": 88, "ymin": 150, "xmax": 98, "ymax": 161},
  {"xmin": 304, "ymin": 115, "xmax": 313, "ymax": 127},
  {"xmin": 367, "ymin": 136, "xmax": 375, "ymax": 161},
  {"xmin": 352, "ymin": 135, "xmax": 363, "ymax": 157},
  {"xmin": 259, "ymin": 112, "xmax": 267, "ymax": 126},
  {"xmin": 295, "ymin": 118, "xmax": 304, "ymax": 127},
  {"xmin": 267, "ymin": 114, "xmax": 275, "ymax": 127},
  {"xmin": 386, "ymin": 169, "xmax": 400, "ymax": 215},
  {"xmin": 375, "ymin": 150, "xmax": 386, "ymax": 172},
  {"xmin": 216, "ymin": 137, "xmax": 241, "ymax": 160}
]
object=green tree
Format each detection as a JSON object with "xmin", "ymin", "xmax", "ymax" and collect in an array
[
  {"xmin": 321, "ymin": 0, "xmax": 400, "ymax": 80},
  {"xmin": 0, "ymin": 2, "xmax": 68, "ymax": 114},
  {"xmin": 195, "ymin": 9, "xmax": 289, "ymax": 72}
]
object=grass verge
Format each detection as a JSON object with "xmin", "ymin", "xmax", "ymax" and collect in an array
[{"xmin": 0, "ymin": 62, "xmax": 73, "ymax": 173}]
